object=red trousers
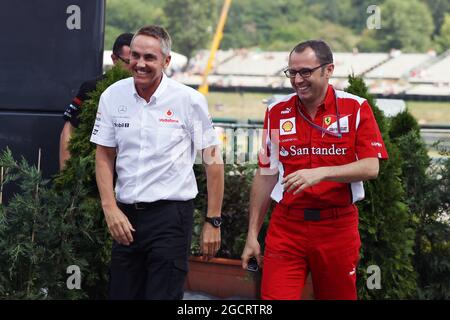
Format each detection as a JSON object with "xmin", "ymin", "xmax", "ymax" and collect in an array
[{"xmin": 261, "ymin": 204, "xmax": 361, "ymax": 300}]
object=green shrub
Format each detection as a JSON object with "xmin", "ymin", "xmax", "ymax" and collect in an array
[
  {"xmin": 389, "ymin": 110, "xmax": 450, "ymax": 299},
  {"xmin": 191, "ymin": 163, "xmax": 267, "ymax": 259},
  {"xmin": 345, "ymin": 75, "xmax": 417, "ymax": 299},
  {"xmin": 0, "ymin": 149, "xmax": 99, "ymax": 299},
  {"xmin": 0, "ymin": 66, "xmax": 131, "ymax": 299}
]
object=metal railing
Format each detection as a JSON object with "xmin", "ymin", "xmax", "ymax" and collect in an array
[{"xmin": 213, "ymin": 120, "xmax": 450, "ymax": 163}]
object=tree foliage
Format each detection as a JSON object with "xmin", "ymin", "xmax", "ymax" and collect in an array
[
  {"xmin": 424, "ymin": 0, "xmax": 450, "ymax": 36},
  {"xmin": 104, "ymin": 0, "xmax": 166, "ymax": 49},
  {"xmin": 389, "ymin": 110, "xmax": 450, "ymax": 299},
  {"xmin": 163, "ymin": 0, "xmax": 219, "ymax": 61},
  {"xmin": 105, "ymin": 0, "xmax": 449, "ymax": 54},
  {"xmin": 345, "ymin": 75, "xmax": 417, "ymax": 299},
  {"xmin": 435, "ymin": 14, "xmax": 450, "ymax": 53},
  {"xmin": 0, "ymin": 148, "xmax": 105, "ymax": 299},
  {"xmin": 364, "ymin": 0, "xmax": 434, "ymax": 52}
]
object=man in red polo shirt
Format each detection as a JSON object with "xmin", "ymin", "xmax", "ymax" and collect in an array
[{"xmin": 241, "ymin": 40, "xmax": 388, "ymax": 300}]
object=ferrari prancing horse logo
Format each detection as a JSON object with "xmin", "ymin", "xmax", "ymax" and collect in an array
[{"xmin": 324, "ymin": 116, "xmax": 332, "ymax": 126}]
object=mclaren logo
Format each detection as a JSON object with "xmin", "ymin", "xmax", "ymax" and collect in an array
[{"xmin": 118, "ymin": 105, "xmax": 127, "ymax": 114}]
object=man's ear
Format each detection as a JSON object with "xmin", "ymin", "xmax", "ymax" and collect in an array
[
  {"xmin": 164, "ymin": 54, "xmax": 171, "ymax": 68},
  {"xmin": 111, "ymin": 54, "xmax": 118, "ymax": 64},
  {"xmin": 325, "ymin": 63, "xmax": 334, "ymax": 79}
]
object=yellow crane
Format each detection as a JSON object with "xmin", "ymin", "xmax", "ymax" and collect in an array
[{"xmin": 198, "ymin": 0, "xmax": 232, "ymax": 95}]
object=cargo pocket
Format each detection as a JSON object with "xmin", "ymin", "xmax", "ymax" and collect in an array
[{"xmin": 167, "ymin": 259, "xmax": 189, "ymax": 299}]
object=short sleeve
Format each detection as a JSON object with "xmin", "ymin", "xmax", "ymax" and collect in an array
[
  {"xmin": 189, "ymin": 93, "xmax": 219, "ymax": 150},
  {"xmin": 62, "ymin": 78, "xmax": 98, "ymax": 128},
  {"xmin": 89, "ymin": 92, "xmax": 116, "ymax": 147},
  {"xmin": 62, "ymin": 96, "xmax": 82, "ymax": 127},
  {"xmin": 355, "ymin": 101, "xmax": 388, "ymax": 160}
]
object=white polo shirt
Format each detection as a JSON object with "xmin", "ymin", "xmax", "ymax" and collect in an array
[{"xmin": 90, "ymin": 74, "xmax": 219, "ymax": 204}]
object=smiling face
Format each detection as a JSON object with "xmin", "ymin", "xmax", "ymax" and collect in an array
[
  {"xmin": 129, "ymin": 34, "xmax": 171, "ymax": 99},
  {"xmin": 289, "ymin": 47, "xmax": 334, "ymax": 109}
]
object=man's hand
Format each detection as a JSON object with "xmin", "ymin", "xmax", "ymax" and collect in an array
[
  {"xmin": 103, "ymin": 206, "xmax": 135, "ymax": 246},
  {"xmin": 282, "ymin": 167, "xmax": 327, "ymax": 195},
  {"xmin": 201, "ymin": 222, "xmax": 221, "ymax": 260},
  {"xmin": 241, "ymin": 236, "xmax": 262, "ymax": 270}
]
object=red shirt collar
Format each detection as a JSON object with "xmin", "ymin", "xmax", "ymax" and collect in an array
[
  {"xmin": 323, "ymin": 84, "xmax": 335, "ymax": 111},
  {"xmin": 297, "ymin": 84, "xmax": 335, "ymax": 114}
]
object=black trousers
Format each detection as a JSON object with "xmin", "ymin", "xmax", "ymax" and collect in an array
[{"xmin": 109, "ymin": 200, "xmax": 194, "ymax": 300}]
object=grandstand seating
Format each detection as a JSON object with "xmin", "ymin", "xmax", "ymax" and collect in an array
[
  {"xmin": 332, "ymin": 53, "xmax": 389, "ymax": 78},
  {"xmin": 103, "ymin": 48, "xmax": 450, "ymax": 99},
  {"xmin": 365, "ymin": 53, "xmax": 430, "ymax": 79}
]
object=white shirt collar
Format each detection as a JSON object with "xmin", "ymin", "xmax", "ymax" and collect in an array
[{"xmin": 132, "ymin": 72, "xmax": 169, "ymax": 103}]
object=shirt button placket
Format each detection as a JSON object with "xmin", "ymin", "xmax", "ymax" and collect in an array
[{"xmin": 134, "ymin": 100, "xmax": 148, "ymax": 201}]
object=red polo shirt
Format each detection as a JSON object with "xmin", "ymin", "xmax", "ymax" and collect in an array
[{"xmin": 258, "ymin": 85, "xmax": 388, "ymax": 209}]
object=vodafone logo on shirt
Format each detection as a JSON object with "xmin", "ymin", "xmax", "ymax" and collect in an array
[
  {"xmin": 159, "ymin": 109, "xmax": 179, "ymax": 123},
  {"xmin": 280, "ymin": 117, "xmax": 296, "ymax": 135}
]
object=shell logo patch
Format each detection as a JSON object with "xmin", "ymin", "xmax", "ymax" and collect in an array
[
  {"xmin": 280, "ymin": 117, "xmax": 296, "ymax": 135},
  {"xmin": 282, "ymin": 121, "xmax": 293, "ymax": 132}
]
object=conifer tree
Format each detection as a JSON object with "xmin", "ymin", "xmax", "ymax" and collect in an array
[
  {"xmin": 390, "ymin": 110, "xmax": 450, "ymax": 299},
  {"xmin": 345, "ymin": 75, "xmax": 417, "ymax": 299}
]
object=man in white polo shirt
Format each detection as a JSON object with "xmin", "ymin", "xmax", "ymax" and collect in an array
[{"xmin": 90, "ymin": 25, "xmax": 224, "ymax": 300}]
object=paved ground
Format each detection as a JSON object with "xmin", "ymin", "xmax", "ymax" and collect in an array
[
  {"xmin": 183, "ymin": 291, "xmax": 216, "ymax": 300},
  {"xmin": 183, "ymin": 291, "xmax": 250, "ymax": 300}
]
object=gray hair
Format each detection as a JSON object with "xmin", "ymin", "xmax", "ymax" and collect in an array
[{"xmin": 133, "ymin": 25, "xmax": 172, "ymax": 56}]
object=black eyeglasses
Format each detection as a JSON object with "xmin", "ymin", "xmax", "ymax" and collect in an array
[
  {"xmin": 283, "ymin": 62, "xmax": 330, "ymax": 79},
  {"xmin": 116, "ymin": 55, "xmax": 130, "ymax": 65}
]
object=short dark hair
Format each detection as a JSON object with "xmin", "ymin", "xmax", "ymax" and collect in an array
[
  {"xmin": 112, "ymin": 33, "xmax": 133, "ymax": 56},
  {"xmin": 290, "ymin": 40, "xmax": 333, "ymax": 65},
  {"xmin": 133, "ymin": 25, "xmax": 171, "ymax": 56}
]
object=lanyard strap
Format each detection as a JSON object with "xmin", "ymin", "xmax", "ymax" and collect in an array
[{"xmin": 296, "ymin": 95, "xmax": 342, "ymax": 138}]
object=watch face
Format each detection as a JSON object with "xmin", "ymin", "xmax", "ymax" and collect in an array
[{"xmin": 207, "ymin": 217, "xmax": 222, "ymax": 227}]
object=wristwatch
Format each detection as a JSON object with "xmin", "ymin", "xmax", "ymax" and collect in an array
[{"xmin": 205, "ymin": 216, "xmax": 222, "ymax": 228}]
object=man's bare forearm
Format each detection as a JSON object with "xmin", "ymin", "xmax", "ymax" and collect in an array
[
  {"xmin": 95, "ymin": 145, "xmax": 117, "ymax": 209},
  {"xmin": 204, "ymin": 162, "xmax": 224, "ymax": 217},
  {"xmin": 59, "ymin": 122, "xmax": 74, "ymax": 170},
  {"xmin": 323, "ymin": 157, "xmax": 379, "ymax": 183},
  {"xmin": 283, "ymin": 157, "xmax": 380, "ymax": 195}
]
